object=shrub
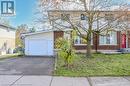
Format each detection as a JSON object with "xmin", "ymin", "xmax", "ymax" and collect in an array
[
  {"xmin": 56, "ymin": 38, "xmax": 76, "ymax": 68},
  {"xmin": 13, "ymin": 47, "xmax": 24, "ymax": 55}
]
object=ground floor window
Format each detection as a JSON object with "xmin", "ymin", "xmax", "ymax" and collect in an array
[
  {"xmin": 74, "ymin": 35, "xmax": 93, "ymax": 45},
  {"xmin": 99, "ymin": 31, "xmax": 117, "ymax": 45}
]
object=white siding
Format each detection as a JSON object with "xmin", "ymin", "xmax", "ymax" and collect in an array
[
  {"xmin": 0, "ymin": 27, "xmax": 15, "ymax": 39},
  {"xmin": 0, "ymin": 26, "xmax": 15, "ymax": 54}
]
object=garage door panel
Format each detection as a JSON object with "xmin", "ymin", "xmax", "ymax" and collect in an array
[
  {"xmin": 28, "ymin": 39, "xmax": 53, "ymax": 56},
  {"xmin": 47, "ymin": 41, "xmax": 54, "ymax": 55}
]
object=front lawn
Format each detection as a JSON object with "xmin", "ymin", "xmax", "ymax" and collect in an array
[{"xmin": 54, "ymin": 54, "xmax": 130, "ymax": 77}]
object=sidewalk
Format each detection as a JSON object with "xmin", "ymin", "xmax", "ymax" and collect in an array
[{"xmin": 0, "ymin": 75, "xmax": 130, "ymax": 86}]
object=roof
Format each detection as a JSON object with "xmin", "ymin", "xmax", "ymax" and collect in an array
[
  {"xmin": 47, "ymin": 1, "xmax": 129, "ymax": 11},
  {"xmin": 0, "ymin": 23, "xmax": 16, "ymax": 31},
  {"xmin": 22, "ymin": 29, "xmax": 55, "ymax": 37},
  {"xmin": 22, "ymin": 29, "xmax": 72, "ymax": 37},
  {"xmin": 48, "ymin": 10, "xmax": 130, "ymax": 12}
]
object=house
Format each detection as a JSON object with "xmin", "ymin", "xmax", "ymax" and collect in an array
[
  {"xmin": 22, "ymin": 10, "xmax": 130, "ymax": 56},
  {"xmin": 22, "ymin": 27, "xmax": 125, "ymax": 56},
  {"xmin": 0, "ymin": 23, "xmax": 16, "ymax": 55},
  {"xmin": 48, "ymin": 10, "xmax": 130, "ymax": 52}
]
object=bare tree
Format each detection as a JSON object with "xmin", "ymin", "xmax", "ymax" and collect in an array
[
  {"xmin": 38, "ymin": 0, "xmax": 128, "ymax": 58},
  {"xmin": 16, "ymin": 24, "xmax": 28, "ymax": 47}
]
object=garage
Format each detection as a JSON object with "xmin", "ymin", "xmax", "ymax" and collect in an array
[{"xmin": 23, "ymin": 31, "xmax": 54, "ymax": 56}]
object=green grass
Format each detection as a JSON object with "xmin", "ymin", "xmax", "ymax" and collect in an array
[
  {"xmin": 54, "ymin": 54, "xmax": 130, "ymax": 77},
  {"xmin": 0, "ymin": 53, "xmax": 22, "ymax": 60}
]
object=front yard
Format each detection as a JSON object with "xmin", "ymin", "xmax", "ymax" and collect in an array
[{"xmin": 55, "ymin": 54, "xmax": 130, "ymax": 77}]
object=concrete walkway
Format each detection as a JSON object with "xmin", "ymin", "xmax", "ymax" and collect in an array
[{"xmin": 0, "ymin": 76, "xmax": 130, "ymax": 86}]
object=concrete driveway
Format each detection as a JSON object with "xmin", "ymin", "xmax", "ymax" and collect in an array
[{"xmin": 0, "ymin": 56, "xmax": 55, "ymax": 75}]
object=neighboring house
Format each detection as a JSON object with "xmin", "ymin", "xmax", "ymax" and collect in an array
[{"xmin": 0, "ymin": 24, "xmax": 16, "ymax": 55}]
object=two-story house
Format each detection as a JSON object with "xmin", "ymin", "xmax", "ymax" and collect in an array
[
  {"xmin": 47, "ymin": 10, "xmax": 130, "ymax": 53},
  {"xmin": 23, "ymin": 11, "xmax": 130, "ymax": 56}
]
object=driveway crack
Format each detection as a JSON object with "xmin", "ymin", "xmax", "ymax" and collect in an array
[
  {"xmin": 123, "ymin": 77, "xmax": 130, "ymax": 82},
  {"xmin": 49, "ymin": 76, "xmax": 53, "ymax": 86},
  {"xmin": 9, "ymin": 75, "xmax": 24, "ymax": 86},
  {"xmin": 87, "ymin": 77, "xmax": 93, "ymax": 86}
]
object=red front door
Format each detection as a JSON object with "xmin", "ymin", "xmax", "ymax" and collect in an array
[{"xmin": 121, "ymin": 33, "xmax": 126, "ymax": 48}]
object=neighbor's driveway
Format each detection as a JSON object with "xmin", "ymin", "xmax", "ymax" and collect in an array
[{"xmin": 0, "ymin": 56, "xmax": 55, "ymax": 75}]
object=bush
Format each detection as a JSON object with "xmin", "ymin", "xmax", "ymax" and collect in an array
[
  {"xmin": 13, "ymin": 47, "xmax": 24, "ymax": 55},
  {"xmin": 56, "ymin": 38, "xmax": 76, "ymax": 68}
]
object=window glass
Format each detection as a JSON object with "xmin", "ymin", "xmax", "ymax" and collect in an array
[
  {"xmin": 81, "ymin": 14, "xmax": 86, "ymax": 20},
  {"xmin": 74, "ymin": 35, "xmax": 93, "ymax": 45}
]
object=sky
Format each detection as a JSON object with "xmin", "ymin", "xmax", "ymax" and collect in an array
[{"xmin": 0, "ymin": 0, "xmax": 37, "ymax": 28}]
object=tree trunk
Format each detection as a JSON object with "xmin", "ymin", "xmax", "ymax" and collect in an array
[{"xmin": 86, "ymin": 33, "xmax": 92, "ymax": 58}]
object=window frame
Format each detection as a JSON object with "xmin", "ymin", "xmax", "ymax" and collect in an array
[
  {"xmin": 99, "ymin": 31, "xmax": 117, "ymax": 45},
  {"xmin": 105, "ymin": 13, "xmax": 114, "ymax": 21},
  {"xmin": 74, "ymin": 34, "xmax": 93, "ymax": 45}
]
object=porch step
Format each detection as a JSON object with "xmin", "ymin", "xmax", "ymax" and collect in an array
[
  {"xmin": 101, "ymin": 51, "xmax": 122, "ymax": 55},
  {"xmin": 121, "ymin": 48, "xmax": 130, "ymax": 53}
]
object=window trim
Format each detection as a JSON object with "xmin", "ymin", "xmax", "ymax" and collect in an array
[
  {"xmin": 74, "ymin": 44, "xmax": 93, "ymax": 46},
  {"xmin": 99, "ymin": 44, "xmax": 117, "ymax": 46}
]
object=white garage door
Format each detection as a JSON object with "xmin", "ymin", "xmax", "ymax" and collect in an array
[{"xmin": 28, "ymin": 39, "xmax": 54, "ymax": 56}]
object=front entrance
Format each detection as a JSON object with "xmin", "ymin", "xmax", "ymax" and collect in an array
[
  {"xmin": 127, "ymin": 31, "xmax": 130, "ymax": 48},
  {"xmin": 121, "ymin": 33, "xmax": 126, "ymax": 48}
]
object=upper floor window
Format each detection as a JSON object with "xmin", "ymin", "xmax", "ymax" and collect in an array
[
  {"xmin": 81, "ymin": 14, "xmax": 86, "ymax": 20},
  {"xmin": 61, "ymin": 14, "xmax": 70, "ymax": 21},
  {"xmin": 105, "ymin": 14, "xmax": 114, "ymax": 21},
  {"xmin": 127, "ymin": 14, "xmax": 130, "ymax": 20}
]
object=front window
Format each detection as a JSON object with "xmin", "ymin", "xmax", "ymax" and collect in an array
[
  {"xmin": 99, "ymin": 31, "xmax": 117, "ymax": 45},
  {"xmin": 106, "ymin": 34, "xmax": 110, "ymax": 44},
  {"xmin": 74, "ymin": 36, "xmax": 81, "ymax": 44},
  {"xmin": 74, "ymin": 35, "xmax": 93, "ymax": 45}
]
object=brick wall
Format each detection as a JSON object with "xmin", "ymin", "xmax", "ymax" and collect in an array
[
  {"xmin": 54, "ymin": 31, "xmax": 121, "ymax": 50},
  {"xmin": 73, "ymin": 31, "xmax": 121, "ymax": 50},
  {"xmin": 54, "ymin": 31, "xmax": 64, "ymax": 48}
]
